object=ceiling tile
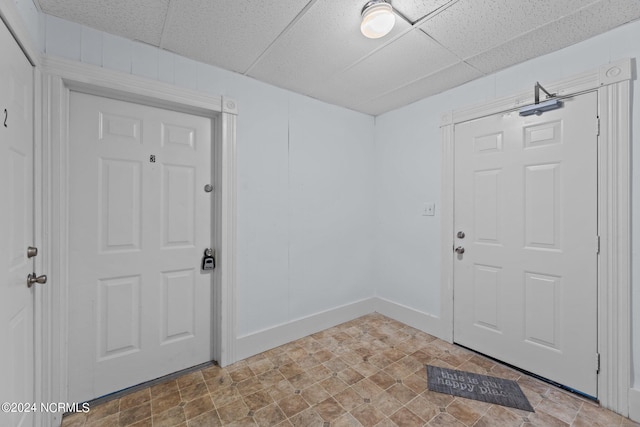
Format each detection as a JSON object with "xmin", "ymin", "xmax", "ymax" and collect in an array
[
  {"xmin": 160, "ymin": 0, "xmax": 311, "ymax": 74},
  {"xmin": 37, "ymin": 0, "xmax": 170, "ymax": 46},
  {"xmin": 420, "ymin": 0, "xmax": 602, "ymax": 59},
  {"xmin": 355, "ymin": 61, "xmax": 483, "ymax": 115},
  {"xmin": 247, "ymin": 0, "xmax": 411, "ymax": 96},
  {"xmin": 466, "ymin": 0, "xmax": 640, "ymax": 75},
  {"xmin": 390, "ymin": 0, "xmax": 454, "ymax": 22},
  {"xmin": 312, "ymin": 30, "xmax": 459, "ymax": 108}
]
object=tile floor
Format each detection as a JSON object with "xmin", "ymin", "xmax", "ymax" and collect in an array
[{"xmin": 61, "ymin": 313, "xmax": 639, "ymax": 427}]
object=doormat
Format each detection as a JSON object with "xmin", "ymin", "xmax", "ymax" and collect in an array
[{"xmin": 426, "ymin": 365, "xmax": 534, "ymax": 412}]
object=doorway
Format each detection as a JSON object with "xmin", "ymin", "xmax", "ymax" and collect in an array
[
  {"xmin": 452, "ymin": 91, "xmax": 599, "ymax": 396},
  {"xmin": 66, "ymin": 92, "xmax": 216, "ymax": 402}
]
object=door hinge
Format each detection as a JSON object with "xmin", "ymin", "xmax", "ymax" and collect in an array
[
  {"xmin": 596, "ymin": 116, "xmax": 600, "ymax": 136},
  {"xmin": 596, "ymin": 235, "xmax": 600, "ymax": 254},
  {"xmin": 596, "ymin": 353, "xmax": 601, "ymax": 373}
]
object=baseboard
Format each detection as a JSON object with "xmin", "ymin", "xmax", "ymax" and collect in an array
[
  {"xmin": 235, "ymin": 298, "xmax": 376, "ymax": 361},
  {"xmin": 629, "ymin": 387, "xmax": 640, "ymax": 422},
  {"xmin": 373, "ymin": 297, "xmax": 446, "ymax": 340},
  {"xmin": 235, "ymin": 297, "xmax": 449, "ymax": 362}
]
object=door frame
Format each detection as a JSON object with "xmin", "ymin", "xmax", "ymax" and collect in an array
[
  {"xmin": 439, "ymin": 58, "xmax": 632, "ymax": 415},
  {"xmin": 40, "ymin": 56, "xmax": 238, "ymax": 424}
]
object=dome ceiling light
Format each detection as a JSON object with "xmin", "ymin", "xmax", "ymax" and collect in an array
[{"xmin": 360, "ymin": 0, "xmax": 396, "ymax": 39}]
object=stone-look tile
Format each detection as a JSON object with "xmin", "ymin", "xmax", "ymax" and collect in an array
[
  {"xmin": 350, "ymin": 403, "xmax": 386, "ymax": 426},
  {"xmin": 288, "ymin": 372, "xmax": 316, "ymax": 390},
  {"xmin": 405, "ymin": 395, "xmax": 439, "ymax": 423},
  {"xmin": 331, "ymin": 413, "xmax": 362, "ymax": 427},
  {"xmin": 151, "ymin": 380, "xmax": 180, "ymax": 399},
  {"xmin": 307, "ymin": 364, "xmax": 333, "ymax": 382},
  {"xmin": 61, "ymin": 412, "xmax": 87, "ymax": 427},
  {"xmin": 257, "ymin": 369, "xmax": 286, "ymax": 389},
  {"xmin": 177, "ymin": 371, "xmax": 205, "ymax": 390},
  {"xmin": 277, "ymin": 394, "xmax": 309, "ymax": 418},
  {"xmin": 242, "ymin": 389, "xmax": 273, "ymax": 412},
  {"xmin": 421, "ymin": 389, "xmax": 455, "ymax": 407},
  {"xmin": 236, "ymin": 376, "xmax": 264, "ymax": 396},
  {"xmin": 403, "ymin": 372, "xmax": 428, "ymax": 394},
  {"xmin": 369, "ymin": 371, "xmax": 396, "ymax": 390},
  {"xmin": 186, "ymin": 410, "xmax": 221, "ymax": 427},
  {"xmin": 180, "ymin": 382, "xmax": 210, "ymax": 402},
  {"xmin": 62, "ymin": 314, "xmax": 634, "ymax": 427},
  {"xmin": 253, "ymin": 403, "xmax": 287, "ymax": 427},
  {"xmin": 86, "ymin": 412, "xmax": 120, "ymax": 427},
  {"xmin": 183, "ymin": 395, "xmax": 214, "ymax": 420},
  {"xmin": 573, "ymin": 401, "xmax": 624, "ymax": 427},
  {"xmin": 217, "ymin": 399, "xmax": 250, "ymax": 424},
  {"xmin": 301, "ymin": 383, "xmax": 331, "ymax": 406},
  {"xmin": 386, "ymin": 383, "xmax": 417, "ymax": 405},
  {"xmin": 390, "ymin": 407, "xmax": 425, "ymax": 426},
  {"xmin": 525, "ymin": 409, "xmax": 569, "ymax": 427},
  {"xmin": 371, "ymin": 391, "xmax": 403, "ymax": 416},
  {"xmin": 537, "ymin": 395, "xmax": 582, "ymax": 424},
  {"xmin": 427, "ymin": 412, "xmax": 467, "ymax": 427},
  {"xmin": 127, "ymin": 418, "xmax": 153, "ymax": 427},
  {"xmin": 445, "ymin": 399, "xmax": 483, "ymax": 426},
  {"xmin": 152, "ymin": 391, "xmax": 182, "ymax": 414},
  {"xmin": 338, "ymin": 367, "xmax": 365, "ymax": 385},
  {"xmin": 210, "ymin": 383, "xmax": 242, "ymax": 408},
  {"xmin": 85, "ymin": 399, "xmax": 120, "ymax": 423},
  {"xmin": 229, "ymin": 366, "xmax": 254, "ymax": 383},
  {"xmin": 351, "ymin": 378, "xmax": 384, "ymax": 401},
  {"xmin": 320, "ymin": 376, "xmax": 349, "ymax": 396},
  {"xmin": 120, "ymin": 388, "xmax": 151, "ymax": 410},
  {"xmin": 288, "ymin": 407, "xmax": 325, "ymax": 426},
  {"xmin": 474, "ymin": 405, "xmax": 522, "ymax": 427},
  {"xmin": 119, "ymin": 402, "xmax": 152, "ymax": 426},
  {"xmin": 279, "ymin": 362, "xmax": 305, "ymax": 379},
  {"xmin": 153, "ymin": 406, "xmax": 186, "ymax": 427},
  {"xmin": 268, "ymin": 379, "xmax": 296, "ymax": 402},
  {"xmin": 334, "ymin": 387, "xmax": 364, "ymax": 411},
  {"xmin": 314, "ymin": 397, "xmax": 346, "ymax": 421}
]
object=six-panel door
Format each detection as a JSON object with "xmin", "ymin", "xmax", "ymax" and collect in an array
[{"xmin": 67, "ymin": 92, "xmax": 214, "ymax": 403}]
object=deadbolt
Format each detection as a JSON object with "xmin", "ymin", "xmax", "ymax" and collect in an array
[
  {"xmin": 454, "ymin": 246, "xmax": 465, "ymax": 254},
  {"xmin": 457, "ymin": 231, "xmax": 465, "ymax": 239},
  {"xmin": 204, "ymin": 184, "xmax": 213, "ymax": 193},
  {"xmin": 27, "ymin": 246, "xmax": 38, "ymax": 258},
  {"xmin": 27, "ymin": 273, "xmax": 47, "ymax": 288}
]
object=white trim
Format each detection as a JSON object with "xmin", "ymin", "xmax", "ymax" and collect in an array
[
  {"xmin": 439, "ymin": 58, "xmax": 632, "ymax": 416},
  {"xmin": 40, "ymin": 57, "xmax": 238, "ymax": 415},
  {"xmin": 236, "ymin": 299, "xmax": 375, "ymax": 361},
  {"xmin": 374, "ymin": 297, "xmax": 446, "ymax": 338},
  {"xmin": 0, "ymin": 0, "xmax": 40, "ymax": 66},
  {"xmin": 629, "ymin": 388, "xmax": 640, "ymax": 422}
]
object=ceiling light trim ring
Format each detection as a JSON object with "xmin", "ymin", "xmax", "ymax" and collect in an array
[{"xmin": 360, "ymin": 0, "xmax": 396, "ymax": 39}]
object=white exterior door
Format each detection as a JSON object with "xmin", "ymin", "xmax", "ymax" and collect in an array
[
  {"xmin": 0, "ymin": 18, "xmax": 35, "ymax": 427},
  {"xmin": 67, "ymin": 92, "xmax": 214, "ymax": 402},
  {"xmin": 453, "ymin": 92, "xmax": 598, "ymax": 396}
]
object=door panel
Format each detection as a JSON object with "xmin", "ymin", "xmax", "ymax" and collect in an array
[
  {"xmin": 68, "ymin": 92, "xmax": 213, "ymax": 402},
  {"xmin": 453, "ymin": 92, "xmax": 598, "ymax": 396},
  {"xmin": 0, "ymin": 18, "xmax": 35, "ymax": 427}
]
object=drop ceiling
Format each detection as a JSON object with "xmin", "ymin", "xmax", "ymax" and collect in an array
[{"xmin": 36, "ymin": 0, "xmax": 640, "ymax": 115}]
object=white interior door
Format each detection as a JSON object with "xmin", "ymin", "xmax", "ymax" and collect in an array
[
  {"xmin": 67, "ymin": 92, "xmax": 214, "ymax": 402},
  {"xmin": 0, "ymin": 18, "xmax": 35, "ymax": 427},
  {"xmin": 453, "ymin": 92, "xmax": 598, "ymax": 396}
]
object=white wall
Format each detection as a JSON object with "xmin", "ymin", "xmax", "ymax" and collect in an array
[
  {"xmin": 374, "ymin": 20, "xmax": 640, "ymax": 389},
  {"xmin": 35, "ymin": 13, "xmax": 376, "ymax": 340}
]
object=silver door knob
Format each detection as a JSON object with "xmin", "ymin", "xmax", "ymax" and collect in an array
[
  {"xmin": 455, "ymin": 246, "xmax": 465, "ymax": 254},
  {"xmin": 27, "ymin": 273, "xmax": 47, "ymax": 288}
]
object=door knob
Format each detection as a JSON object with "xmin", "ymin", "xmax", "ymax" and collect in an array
[
  {"xmin": 455, "ymin": 246, "xmax": 465, "ymax": 254},
  {"xmin": 27, "ymin": 273, "xmax": 47, "ymax": 288}
]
